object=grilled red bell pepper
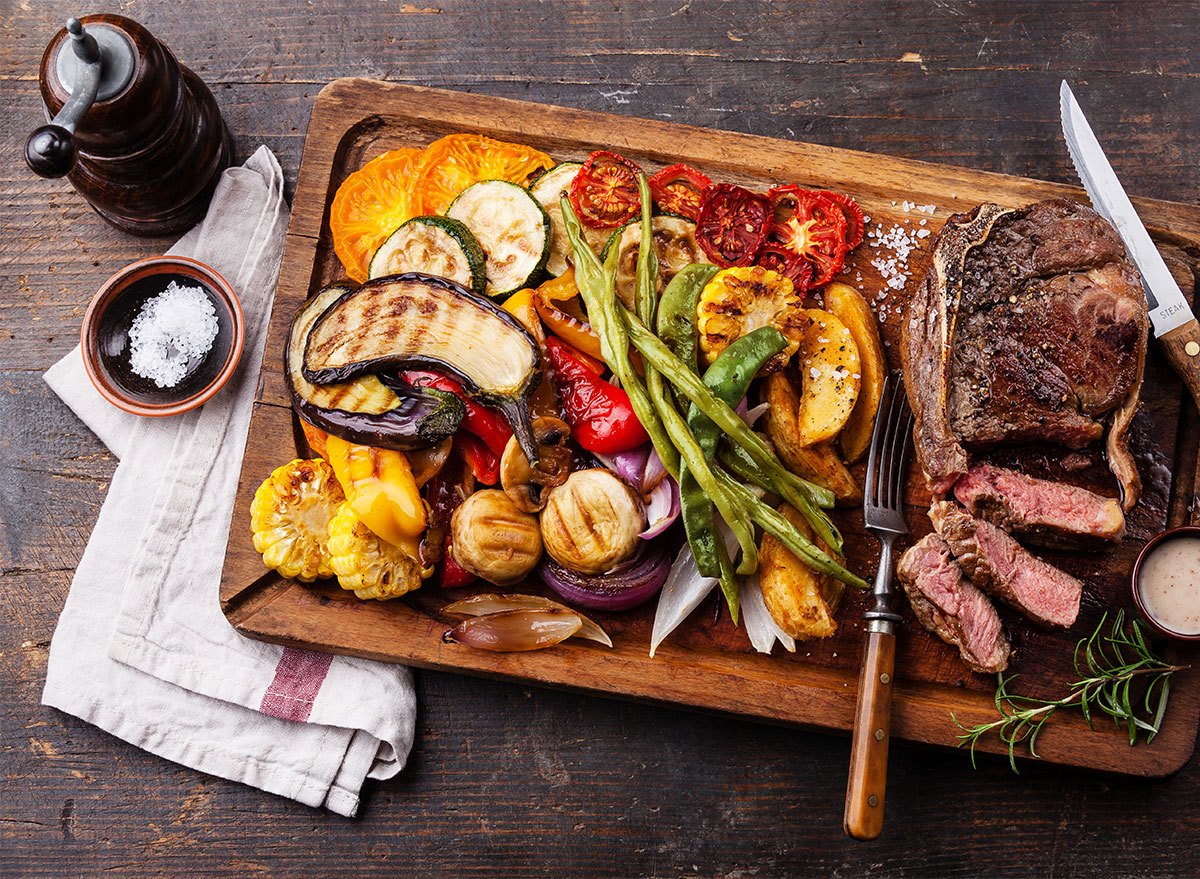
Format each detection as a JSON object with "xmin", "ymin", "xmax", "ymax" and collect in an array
[
  {"xmin": 438, "ymin": 550, "xmax": 478, "ymax": 589},
  {"xmin": 400, "ymin": 370, "xmax": 513, "ymax": 455},
  {"xmin": 545, "ymin": 337, "xmax": 650, "ymax": 454},
  {"xmin": 455, "ymin": 432, "xmax": 500, "ymax": 485}
]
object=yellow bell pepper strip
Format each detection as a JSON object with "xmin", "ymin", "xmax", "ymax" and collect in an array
[
  {"xmin": 324, "ymin": 434, "xmax": 426, "ymax": 559},
  {"xmin": 501, "ymin": 286, "xmax": 561, "ymax": 419},
  {"xmin": 533, "ymin": 270, "xmax": 606, "ymax": 361}
]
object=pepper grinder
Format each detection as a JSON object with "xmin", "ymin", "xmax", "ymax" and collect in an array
[{"xmin": 26, "ymin": 14, "xmax": 232, "ymax": 237}]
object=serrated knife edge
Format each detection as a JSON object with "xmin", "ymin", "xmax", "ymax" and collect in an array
[{"xmin": 1059, "ymin": 80, "xmax": 1193, "ymax": 336}]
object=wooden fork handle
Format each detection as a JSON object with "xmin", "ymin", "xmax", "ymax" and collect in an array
[{"xmin": 844, "ymin": 626, "xmax": 896, "ymax": 840}]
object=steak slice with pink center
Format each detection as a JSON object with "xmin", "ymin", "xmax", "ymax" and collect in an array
[
  {"xmin": 898, "ymin": 534, "xmax": 1011, "ymax": 674},
  {"xmin": 929, "ymin": 500, "xmax": 1082, "ymax": 628},
  {"xmin": 953, "ymin": 463, "xmax": 1125, "ymax": 549}
]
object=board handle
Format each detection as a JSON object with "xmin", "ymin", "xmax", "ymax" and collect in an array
[
  {"xmin": 1158, "ymin": 318, "xmax": 1200, "ymax": 414},
  {"xmin": 844, "ymin": 627, "xmax": 896, "ymax": 840}
]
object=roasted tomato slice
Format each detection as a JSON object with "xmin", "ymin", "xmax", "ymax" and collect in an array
[
  {"xmin": 569, "ymin": 150, "xmax": 643, "ymax": 228},
  {"xmin": 648, "ymin": 163, "xmax": 713, "ymax": 221},
  {"xmin": 695, "ymin": 183, "xmax": 771, "ymax": 267},
  {"xmin": 409, "ymin": 133, "xmax": 554, "ymax": 217},
  {"xmin": 819, "ymin": 190, "xmax": 866, "ymax": 249},
  {"xmin": 756, "ymin": 243, "xmax": 813, "ymax": 291},
  {"xmin": 329, "ymin": 147, "xmax": 424, "ymax": 283},
  {"xmin": 767, "ymin": 186, "xmax": 848, "ymax": 287}
]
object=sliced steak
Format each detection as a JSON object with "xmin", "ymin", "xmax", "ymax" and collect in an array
[
  {"xmin": 901, "ymin": 199, "xmax": 1148, "ymax": 508},
  {"xmin": 953, "ymin": 463, "xmax": 1126, "ymax": 548},
  {"xmin": 929, "ymin": 500, "xmax": 1083, "ymax": 628},
  {"xmin": 898, "ymin": 534, "xmax": 1011, "ymax": 674}
]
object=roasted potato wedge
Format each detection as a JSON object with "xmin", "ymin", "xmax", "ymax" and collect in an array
[
  {"xmin": 793, "ymin": 308, "xmax": 861, "ymax": 446},
  {"xmin": 824, "ymin": 282, "xmax": 887, "ymax": 463},
  {"xmin": 764, "ymin": 372, "xmax": 863, "ymax": 506},
  {"xmin": 759, "ymin": 504, "xmax": 846, "ymax": 640}
]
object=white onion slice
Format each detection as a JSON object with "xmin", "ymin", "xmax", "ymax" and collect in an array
[
  {"xmin": 739, "ymin": 573, "xmax": 796, "ymax": 655},
  {"xmin": 649, "ymin": 525, "xmax": 740, "ymax": 657}
]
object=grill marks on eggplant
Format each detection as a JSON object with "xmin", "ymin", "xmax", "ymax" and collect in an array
[
  {"xmin": 304, "ymin": 273, "xmax": 540, "ymax": 398},
  {"xmin": 286, "ymin": 283, "xmax": 466, "ymax": 449},
  {"xmin": 302, "ymin": 273, "xmax": 544, "ymax": 463}
]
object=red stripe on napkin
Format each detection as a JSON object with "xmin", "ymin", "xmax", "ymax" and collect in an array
[{"xmin": 259, "ymin": 648, "xmax": 333, "ymax": 722}]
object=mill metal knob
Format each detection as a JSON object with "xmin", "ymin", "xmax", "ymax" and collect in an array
[{"xmin": 25, "ymin": 18, "xmax": 135, "ymax": 179}]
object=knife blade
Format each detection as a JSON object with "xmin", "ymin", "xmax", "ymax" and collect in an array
[{"xmin": 1060, "ymin": 80, "xmax": 1200, "ymax": 408}]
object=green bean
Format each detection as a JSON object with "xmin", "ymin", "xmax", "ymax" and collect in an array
[
  {"xmin": 657, "ymin": 263, "xmax": 719, "ymax": 373},
  {"xmin": 561, "ymin": 197, "xmax": 680, "ymax": 478},
  {"xmin": 653, "ymin": 373, "xmax": 757, "ymax": 575},
  {"xmin": 718, "ymin": 473, "xmax": 869, "ymax": 589},
  {"xmin": 621, "ymin": 309, "xmax": 834, "ymax": 518},
  {"xmin": 719, "ymin": 444, "xmax": 842, "ymax": 553},
  {"xmin": 682, "ymin": 327, "xmax": 788, "ymax": 589}
]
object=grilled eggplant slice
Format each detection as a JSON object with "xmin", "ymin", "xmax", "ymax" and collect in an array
[
  {"xmin": 303, "ymin": 273, "xmax": 543, "ymax": 461},
  {"xmin": 287, "ymin": 283, "xmax": 465, "ymax": 449}
]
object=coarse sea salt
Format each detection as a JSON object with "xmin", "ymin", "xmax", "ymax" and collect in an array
[{"xmin": 128, "ymin": 280, "xmax": 219, "ymax": 388}]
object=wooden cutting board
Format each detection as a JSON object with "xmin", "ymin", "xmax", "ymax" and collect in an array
[{"xmin": 220, "ymin": 78, "xmax": 1200, "ymax": 777}]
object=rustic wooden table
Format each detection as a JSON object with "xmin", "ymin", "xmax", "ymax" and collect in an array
[{"xmin": 3, "ymin": 2, "xmax": 1198, "ymax": 876}]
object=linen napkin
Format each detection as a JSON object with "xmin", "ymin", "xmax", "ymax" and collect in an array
[{"xmin": 42, "ymin": 146, "xmax": 416, "ymax": 817}]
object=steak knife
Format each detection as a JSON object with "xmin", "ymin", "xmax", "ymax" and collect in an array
[{"xmin": 1060, "ymin": 81, "xmax": 1200, "ymax": 409}]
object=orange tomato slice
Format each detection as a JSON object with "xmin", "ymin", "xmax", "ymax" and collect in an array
[
  {"xmin": 408, "ymin": 133, "xmax": 554, "ymax": 216},
  {"xmin": 329, "ymin": 147, "xmax": 423, "ymax": 283}
]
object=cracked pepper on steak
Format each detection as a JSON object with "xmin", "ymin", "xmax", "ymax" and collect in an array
[{"xmin": 900, "ymin": 198, "xmax": 1148, "ymax": 509}]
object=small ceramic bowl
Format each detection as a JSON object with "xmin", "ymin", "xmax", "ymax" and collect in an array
[
  {"xmin": 1130, "ymin": 525, "xmax": 1200, "ymax": 643},
  {"xmin": 81, "ymin": 256, "xmax": 244, "ymax": 417}
]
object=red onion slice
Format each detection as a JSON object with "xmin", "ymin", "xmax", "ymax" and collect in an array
[
  {"xmin": 539, "ymin": 541, "xmax": 671, "ymax": 611},
  {"xmin": 594, "ymin": 445, "xmax": 651, "ymax": 490},
  {"xmin": 640, "ymin": 475, "xmax": 680, "ymax": 540}
]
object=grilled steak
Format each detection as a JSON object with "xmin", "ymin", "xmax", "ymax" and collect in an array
[
  {"xmin": 953, "ymin": 463, "xmax": 1125, "ymax": 548},
  {"xmin": 929, "ymin": 500, "xmax": 1082, "ymax": 628},
  {"xmin": 898, "ymin": 534, "xmax": 1011, "ymax": 674},
  {"xmin": 901, "ymin": 199, "xmax": 1149, "ymax": 509}
]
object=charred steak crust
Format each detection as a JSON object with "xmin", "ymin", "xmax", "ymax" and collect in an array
[
  {"xmin": 898, "ymin": 534, "xmax": 1011, "ymax": 674},
  {"xmin": 902, "ymin": 199, "xmax": 1149, "ymax": 508},
  {"xmin": 929, "ymin": 500, "xmax": 1083, "ymax": 629},
  {"xmin": 901, "ymin": 204, "xmax": 1011, "ymax": 494},
  {"xmin": 952, "ymin": 463, "xmax": 1126, "ymax": 549}
]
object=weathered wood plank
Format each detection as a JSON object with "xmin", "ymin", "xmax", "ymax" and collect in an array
[{"xmin": 4, "ymin": 2, "xmax": 1200, "ymax": 876}]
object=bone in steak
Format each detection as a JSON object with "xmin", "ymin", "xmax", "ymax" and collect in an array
[
  {"xmin": 901, "ymin": 199, "xmax": 1148, "ymax": 509},
  {"xmin": 929, "ymin": 500, "xmax": 1083, "ymax": 628},
  {"xmin": 953, "ymin": 463, "xmax": 1126, "ymax": 548},
  {"xmin": 898, "ymin": 534, "xmax": 1011, "ymax": 674}
]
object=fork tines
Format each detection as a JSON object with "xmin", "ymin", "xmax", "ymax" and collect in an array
[{"xmin": 863, "ymin": 372, "xmax": 914, "ymax": 533}]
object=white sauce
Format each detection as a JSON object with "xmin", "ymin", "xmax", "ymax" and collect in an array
[{"xmin": 1137, "ymin": 536, "xmax": 1200, "ymax": 635}]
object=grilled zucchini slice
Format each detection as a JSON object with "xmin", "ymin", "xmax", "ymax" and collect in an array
[
  {"xmin": 287, "ymin": 284, "xmax": 465, "ymax": 449},
  {"xmin": 446, "ymin": 180, "xmax": 551, "ymax": 296},
  {"xmin": 600, "ymin": 215, "xmax": 709, "ymax": 310},
  {"xmin": 367, "ymin": 216, "xmax": 487, "ymax": 295},
  {"xmin": 530, "ymin": 162, "xmax": 582, "ymax": 276},
  {"xmin": 303, "ymin": 273, "xmax": 543, "ymax": 462}
]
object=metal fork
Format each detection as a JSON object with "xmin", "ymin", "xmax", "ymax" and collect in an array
[{"xmin": 844, "ymin": 371, "xmax": 914, "ymax": 841}]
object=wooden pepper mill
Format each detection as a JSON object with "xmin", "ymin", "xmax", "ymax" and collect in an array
[{"xmin": 26, "ymin": 14, "xmax": 232, "ymax": 237}]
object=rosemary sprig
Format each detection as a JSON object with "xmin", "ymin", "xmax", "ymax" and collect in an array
[{"xmin": 953, "ymin": 611, "xmax": 1188, "ymax": 773}]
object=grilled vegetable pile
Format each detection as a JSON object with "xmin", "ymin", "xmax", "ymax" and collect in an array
[{"xmin": 255, "ymin": 134, "xmax": 887, "ymax": 654}]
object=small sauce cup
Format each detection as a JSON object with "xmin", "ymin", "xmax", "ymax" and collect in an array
[
  {"xmin": 81, "ymin": 256, "xmax": 244, "ymax": 417},
  {"xmin": 1130, "ymin": 525, "xmax": 1200, "ymax": 643}
]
